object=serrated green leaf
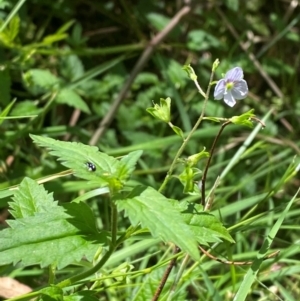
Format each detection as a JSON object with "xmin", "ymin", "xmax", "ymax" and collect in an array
[
  {"xmin": 30, "ymin": 135, "xmax": 137, "ymax": 190},
  {"xmin": 117, "ymin": 150, "xmax": 143, "ymax": 181},
  {"xmin": 0, "ymin": 178, "xmax": 106, "ymax": 269},
  {"xmin": 55, "ymin": 88, "xmax": 90, "ymax": 113},
  {"xmin": 9, "ymin": 177, "xmax": 58, "ymax": 218},
  {"xmin": 176, "ymin": 201, "xmax": 235, "ymax": 245},
  {"xmin": 116, "ymin": 186, "xmax": 200, "ymax": 261},
  {"xmin": 23, "ymin": 69, "xmax": 60, "ymax": 95}
]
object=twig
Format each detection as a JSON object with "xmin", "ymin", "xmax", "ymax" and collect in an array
[
  {"xmin": 63, "ymin": 109, "xmax": 81, "ymax": 141},
  {"xmin": 89, "ymin": 5, "xmax": 191, "ymax": 145},
  {"xmin": 199, "ymin": 246, "xmax": 280, "ymax": 265},
  {"xmin": 152, "ymin": 247, "xmax": 180, "ymax": 301}
]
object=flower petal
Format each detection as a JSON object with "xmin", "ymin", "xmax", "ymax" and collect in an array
[
  {"xmin": 214, "ymin": 79, "xmax": 225, "ymax": 99},
  {"xmin": 223, "ymin": 91, "xmax": 236, "ymax": 107},
  {"xmin": 225, "ymin": 67, "xmax": 243, "ymax": 81},
  {"xmin": 232, "ymin": 80, "xmax": 248, "ymax": 100}
]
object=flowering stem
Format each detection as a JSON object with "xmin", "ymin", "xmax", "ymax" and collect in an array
[
  {"xmin": 193, "ymin": 78, "xmax": 206, "ymax": 98},
  {"xmin": 158, "ymin": 69, "xmax": 216, "ymax": 193},
  {"xmin": 201, "ymin": 121, "xmax": 231, "ymax": 206}
]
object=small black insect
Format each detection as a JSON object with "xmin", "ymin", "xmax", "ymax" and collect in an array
[{"xmin": 86, "ymin": 162, "xmax": 96, "ymax": 172}]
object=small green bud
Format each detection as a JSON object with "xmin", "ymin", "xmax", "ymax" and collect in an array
[
  {"xmin": 230, "ymin": 109, "xmax": 255, "ymax": 128},
  {"xmin": 146, "ymin": 97, "xmax": 171, "ymax": 123},
  {"xmin": 187, "ymin": 149, "xmax": 210, "ymax": 167},
  {"xmin": 182, "ymin": 64, "xmax": 197, "ymax": 81},
  {"xmin": 212, "ymin": 59, "xmax": 220, "ymax": 71}
]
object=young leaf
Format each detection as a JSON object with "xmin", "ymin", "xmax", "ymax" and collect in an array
[
  {"xmin": 230, "ymin": 109, "xmax": 256, "ymax": 128},
  {"xmin": 171, "ymin": 125, "xmax": 184, "ymax": 139},
  {"xmin": 23, "ymin": 69, "xmax": 60, "ymax": 95},
  {"xmin": 55, "ymin": 88, "xmax": 90, "ymax": 114},
  {"xmin": 178, "ymin": 165, "xmax": 196, "ymax": 194},
  {"xmin": 176, "ymin": 201, "xmax": 235, "ymax": 245},
  {"xmin": 116, "ymin": 186, "xmax": 200, "ymax": 261},
  {"xmin": 117, "ymin": 150, "xmax": 143, "ymax": 182},
  {"xmin": 30, "ymin": 135, "xmax": 140, "ymax": 191},
  {"xmin": 0, "ymin": 177, "xmax": 106, "ymax": 269},
  {"xmin": 9, "ymin": 176, "xmax": 58, "ymax": 219},
  {"xmin": 42, "ymin": 33, "xmax": 68, "ymax": 44}
]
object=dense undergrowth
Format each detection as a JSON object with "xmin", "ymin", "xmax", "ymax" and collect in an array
[{"xmin": 0, "ymin": 1, "xmax": 300, "ymax": 300}]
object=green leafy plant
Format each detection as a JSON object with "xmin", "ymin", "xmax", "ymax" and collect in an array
[
  {"xmin": 1, "ymin": 1, "xmax": 300, "ymax": 301},
  {"xmin": 3, "ymin": 59, "xmax": 291, "ymax": 301}
]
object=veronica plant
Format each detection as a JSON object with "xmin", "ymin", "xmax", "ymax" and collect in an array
[{"xmin": 1, "ymin": 62, "xmax": 276, "ymax": 301}]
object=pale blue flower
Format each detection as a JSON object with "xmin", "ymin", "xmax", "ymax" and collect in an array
[{"xmin": 214, "ymin": 67, "xmax": 248, "ymax": 107}]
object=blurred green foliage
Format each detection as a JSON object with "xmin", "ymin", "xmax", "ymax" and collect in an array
[{"xmin": 0, "ymin": 0, "xmax": 300, "ymax": 300}]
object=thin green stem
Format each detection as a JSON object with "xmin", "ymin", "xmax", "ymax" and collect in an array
[
  {"xmin": 56, "ymin": 240, "xmax": 118, "ymax": 288},
  {"xmin": 56, "ymin": 197, "xmax": 120, "ymax": 289},
  {"xmin": 111, "ymin": 201, "xmax": 118, "ymax": 246}
]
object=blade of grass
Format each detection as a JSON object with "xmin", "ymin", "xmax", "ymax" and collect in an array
[
  {"xmin": 233, "ymin": 188, "xmax": 299, "ymax": 301},
  {"xmin": 0, "ymin": 0, "xmax": 26, "ymax": 33},
  {"xmin": 220, "ymin": 108, "xmax": 273, "ymax": 180}
]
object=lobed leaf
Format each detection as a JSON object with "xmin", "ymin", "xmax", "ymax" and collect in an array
[
  {"xmin": 9, "ymin": 177, "xmax": 58, "ymax": 219},
  {"xmin": 116, "ymin": 186, "xmax": 200, "ymax": 261},
  {"xmin": 176, "ymin": 200, "xmax": 235, "ymax": 245},
  {"xmin": 55, "ymin": 88, "xmax": 90, "ymax": 113},
  {"xmin": 0, "ymin": 178, "xmax": 106, "ymax": 269},
  {"xmin": 30, "ymin": 135, "xmax": 141, "ymax": 190},
  {"xmin": 23, "ymin": 69, "xmax": 60, "ymax": 95}
]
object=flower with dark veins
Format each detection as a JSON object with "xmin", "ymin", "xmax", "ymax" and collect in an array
[{"xmin": 214, "ymin": 67, "xmax": 248, "ymax": 107}]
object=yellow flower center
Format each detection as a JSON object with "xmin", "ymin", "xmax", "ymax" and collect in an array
[{"xmin": 226, "ymin": 82, "xmax": 234, "ymax": 91}]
